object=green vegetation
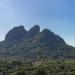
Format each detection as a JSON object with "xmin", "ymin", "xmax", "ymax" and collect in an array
[
  {"xmin": 0, "ymin": 25, "xmax": 75, "ymax": 59},
  {"xmin": 0, "ymin": 25, "xmax": 75, "ymax": 75},
  {"xmin": 0, "ymin": 59, "xmax": 75, "ymax": 75}
]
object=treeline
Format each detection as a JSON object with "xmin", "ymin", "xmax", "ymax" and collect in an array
[{"xmin": 0, "ymin": 59, "xmax": 75, "ymax": 75}]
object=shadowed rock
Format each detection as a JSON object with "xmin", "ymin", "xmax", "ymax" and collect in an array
[
  {"xmin": 5, "ymin": 26, "xmax": 27, "ymax": 43},
  {"xmin": 26, "ymin": 25, "xmax": 40, "ymax": 38}
]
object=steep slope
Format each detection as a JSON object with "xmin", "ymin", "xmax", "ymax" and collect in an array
[
  {"xmin": 26, "ymin": 25, "xmax": 40, "ymax": 38},
  {"xmin": 5, "ymin": 26, "xmax": 27, "ymax": 43},
  {"xmin": 0, "ymin": 25, "xmax": 75, "ymax": 59}
]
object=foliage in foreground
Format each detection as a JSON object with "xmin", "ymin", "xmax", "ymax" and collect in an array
[{"xmin": 0, "ymin": 59, "xmax": 75, "ymax": 75}]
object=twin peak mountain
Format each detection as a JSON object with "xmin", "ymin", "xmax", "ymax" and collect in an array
[
  {"xmin": 5, "ymin": 25, "xmax": 65, "ymax": 44},
  {"xmin": 0, "ymin": 25, "xmax": 75, "ymax": 59}
]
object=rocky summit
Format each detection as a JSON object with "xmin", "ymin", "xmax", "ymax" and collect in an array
[
  {"xmin": 0, "ymin": 25, "xmax": 75, "ymax": 60},
  {"xmin": 5, "ymin": 26, "xmax": 27, "ymax": 43}
]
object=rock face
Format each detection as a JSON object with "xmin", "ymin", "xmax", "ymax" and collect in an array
[
  {"xmin": 26, "ymin": 25, "xmax": 40, "ymax": 38},
  {"xmin": 0, "ymin": 25, "xmax": 75, "ymax": 60},
  {"xmin": 33, "ymin": 28, "xmax": 65, "ymax": 45},
  {"xmin": 40, "ymin": 29, "xmax": 65, "ymax": 43},
  {"xmin": 5, "ymin": 26, "xmax": 27, "ymax": 43}
]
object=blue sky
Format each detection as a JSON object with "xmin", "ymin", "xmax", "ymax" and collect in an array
[{"xmin": 0, "ymin": 0, "xmax": 75, "ymax": 46}]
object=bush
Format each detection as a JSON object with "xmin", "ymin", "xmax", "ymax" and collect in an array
[{"xmin": 15, "ymin": 70, "xmax": 26, "ymax": 75}]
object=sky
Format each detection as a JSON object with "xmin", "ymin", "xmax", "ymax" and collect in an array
[{"xmin": 0, "ymin": 0, "xmax": 75, "ymax": 46}]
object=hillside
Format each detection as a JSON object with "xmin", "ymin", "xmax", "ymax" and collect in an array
[{"xmin": 0, "ymin": 25, "xmax": 75, "ymax": 60}]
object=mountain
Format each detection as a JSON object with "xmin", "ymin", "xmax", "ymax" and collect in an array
[
  {"xmin": 5, "ymin": 26, "xmax": 27, "ymax": 43},
  {"xmin": 0, "ymin": 25, "xmax": 75, "ymax": 60}
]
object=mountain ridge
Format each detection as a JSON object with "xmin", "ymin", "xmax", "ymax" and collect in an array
[{"xmin": 0, "ymin": 25, "xmax": 75, "ymax": 60}]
